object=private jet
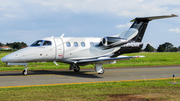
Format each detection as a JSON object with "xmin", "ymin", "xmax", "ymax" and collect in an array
[{"xmin": 1, "ymin": 14, "xmax": 177, "ymax": 75}]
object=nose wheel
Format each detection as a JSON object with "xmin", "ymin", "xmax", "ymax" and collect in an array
[
  {"xmin": 22, "ymin": 65, "xmax": 28, "ymax": 76},
  {"xmin": 22, "ymin": 70, "xmax": 28, "ymax": 76}
]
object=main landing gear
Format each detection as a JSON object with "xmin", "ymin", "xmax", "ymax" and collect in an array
[
  {"xmin": 22, "ymin": 65, "xmax": 28, "ymax": 76},
  {"xmin": 95, "ymin": 63, "xmax": 105, "ymax": 74},
  {"xmin": 69, "ymin": 63, "xmax": 105, "ymax": 74},
  {"xmin": 22, "ymin": 63, "xmax": 105, "ymax": 75},
  {"xmin": 69, "ymin": 64, "xmax": 80, "ymax": 72}
]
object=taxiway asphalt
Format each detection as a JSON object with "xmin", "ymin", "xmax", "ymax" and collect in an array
[{"xmin": 0, "ymin": 65, "xmax": 180, "ymax": 88}]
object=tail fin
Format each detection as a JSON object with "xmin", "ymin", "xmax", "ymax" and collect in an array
[
  {"xmin": 130, "ymin": 14, "xmax": 178, "ymax": 42},
  {"xmin": 111, "ymin": 14, "xmax": 177, "ymax": 57}
]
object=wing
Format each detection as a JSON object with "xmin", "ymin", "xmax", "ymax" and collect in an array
[{"xmin": 63, "ymin": 55, "xmax": 145, "ymax": 65}]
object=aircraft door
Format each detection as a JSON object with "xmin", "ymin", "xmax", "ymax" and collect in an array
[{"xmin": 53, "ymin": 38, "xmax": 64, "ymax": 60}]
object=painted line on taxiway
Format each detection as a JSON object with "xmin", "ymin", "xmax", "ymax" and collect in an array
[
  {"xmin": 84, "ymin": 68, "xmax": 180, "ymax": 74},
  {"xmin": 0, "ymin": 74, "xmax": 56, "ymax": 77},
  {"xmin": 0, "ymin": 77, "xmax": 180, "ymax": 89},
  {"xmin": 84, "ymin": 78, "xmax": 95, "ymax": 82},
  {"xmin": 69, "ymin": 77, "xmax": 78, "ymax": 79},
  {"xmin": 1, "ymin": 68, "xmax": 180, "ymax": 77}
]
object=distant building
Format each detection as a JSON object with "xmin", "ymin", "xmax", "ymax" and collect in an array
[{"xmin": 0, "ymin": 46, "xmax": 11, "ymax": 50}]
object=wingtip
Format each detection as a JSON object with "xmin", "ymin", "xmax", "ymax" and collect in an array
[
  {"xmin": 171, "ymin": 14, "xmax": 178, "ymax": 17},
  {"xmin": 130, "ymin": 19, "xmax": 135, "ymax": 22},
  {"xmin": 136, "ymin": 55, "xmax": 145, "ymax": 58},
  {"xmin": 131, "ymin": 55, "xmax": 145, "ymax": 58}
]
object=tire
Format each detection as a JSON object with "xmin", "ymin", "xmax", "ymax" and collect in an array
[
  {"xmin": 74, "ymin": 65, "xmax": 80, "ymax": 72},
  {"xmin": 22, "ymin": 70, "xmax": 28, "ymax": 76},
  {"xmin": 98, "ymin": 67, "xmax": 104, "ymax": 74}
]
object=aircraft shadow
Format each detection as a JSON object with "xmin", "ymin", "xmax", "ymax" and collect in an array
[{"xmin": 0, "ymin": 70, "xmax": 103, "ymax": 78}]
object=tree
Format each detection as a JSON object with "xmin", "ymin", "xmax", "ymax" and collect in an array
[
  {"xmin": 171, "ymin": 47, "xmax": 178, "ymax": 52},
  {"xmin": 144, "ymin": 43, "xmax": 154, "ymax": 52},
  {"xmin": 157, "ymin": 45, "xmax": 165, "ymax": 52},
  {"xmin": 20, "ymin": 42, "xmax": 28, "ymax": 47},
  {"xmin": 178, "ymin": 46, "xmax": 180, "ymax": 51},
  {"xmin": 13, "ymin": 42, "xmax": 21, "ymax": 49},
  {"xmin": 6, "ymin": 42, "xmax": 28, "ymax": 49},
  {"xmin": 6, "ymin": 42, "xmax": 14, "ymax": 48},
  {"xmin": 0, "ymin": 42, "xmax": 4, "ymax": 46},
  {"xmin": 162, "ymin": 42, "xmax": 173, "ymax": 52}
]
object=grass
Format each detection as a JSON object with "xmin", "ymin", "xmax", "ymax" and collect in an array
[
  {"xmin": 1, "ymin": 51, "xmax": 180, "ymax": 100},
  {"xmin": 0, "ymin": 79, "xmax": 180, "ymax": 101},
  {"xmin": 108, "ymin": 52, "xmax": 180, "ymax": 67},
  {"xmin": 1, "ymin": 51, "xmax": 180, "ymax": 71}
]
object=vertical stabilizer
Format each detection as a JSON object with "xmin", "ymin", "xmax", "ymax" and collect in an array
[{"xmin": 111, "ymin": 14, "xmax": 178, "ymax": 57}]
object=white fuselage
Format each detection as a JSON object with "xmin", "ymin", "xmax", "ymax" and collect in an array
[{"xmin": 1, "ymin": 37, "xmax": 120, "ymax": 64}]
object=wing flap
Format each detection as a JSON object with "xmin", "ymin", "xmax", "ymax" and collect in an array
[{"xmin": 76, "ymin": 55, "xmax": 145, "ymax": 64}]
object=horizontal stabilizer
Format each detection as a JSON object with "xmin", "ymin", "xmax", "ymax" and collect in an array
[{"xmin": 131, "ymin": 14, "xmax": 178, "ymax": 22}]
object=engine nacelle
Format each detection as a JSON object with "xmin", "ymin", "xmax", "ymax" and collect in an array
[{"xmin": 101, "ymin": 37, "xmax": 128, "ymax": 47}]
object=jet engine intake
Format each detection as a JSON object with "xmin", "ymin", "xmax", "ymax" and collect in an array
[{"xmin": 101, "ymin": 37, "xmax": 128, "ymax": 47}]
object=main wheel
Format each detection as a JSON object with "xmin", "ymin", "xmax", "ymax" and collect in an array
[
  {"xmin": 98, "ymin": 67, "xmax": 105, "ymax": 74},
  {"xmin": 22, "ymin": 70, "xmax": 28, "ymax": 76},
  {"xmin": 74, "ymin": 65, "xmax": 80, "ymax": 72}
]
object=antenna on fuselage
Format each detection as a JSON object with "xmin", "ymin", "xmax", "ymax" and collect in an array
[{"xmin": 60, "ymin": 33, "xmax": 65, "ymax": 38}]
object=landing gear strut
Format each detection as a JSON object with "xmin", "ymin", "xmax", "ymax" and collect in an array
[
  {"xmin": 22, "ymin": 65, "xmax": 28, "ymax": 76},
  {"xmin": 69, "ymin": 64, "xmax": 80, "ymax": 72},
  {"xmin": 95, "ymin": 63, "xmax": 105, "ymax": 74}
]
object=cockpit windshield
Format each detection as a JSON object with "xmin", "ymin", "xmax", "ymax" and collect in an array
[
  {"xmin": 30, "ymin": 40, "xmax": 52, "ymax": 47},
  {"xmin": 30, "ymin": 40, "xmax": 43, "ymax": 46},
  {"xmin": 43, "ymin": 41, "xmax": 51, "ymax": 46}
]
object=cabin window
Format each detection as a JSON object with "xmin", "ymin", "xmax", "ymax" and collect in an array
[
  {"xmin": 81, "ymin": 42, "xmax": 85, "ymax": 47},
  {"xmin": 30, "ymin": 40, "xmax": 43, "ymax": 46},
  {"xmin": 43, "ymin": 41, "xmax": 52, "ymax": 46},
  {"xmin": 74, "ymin": 42, "xmax": 78, "ymax": 47},
  {"xmin": 66, "ymin": 42, "xmax": 71, "ymax": 47},
  {"xmin": 90, "ymin": 42, "xmax": 94, "ymax": 47}
]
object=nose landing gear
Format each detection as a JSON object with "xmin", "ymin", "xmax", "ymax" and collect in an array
[{"xmin": 22, "ymin": 65, "xmax": 28, "ymax": 76}]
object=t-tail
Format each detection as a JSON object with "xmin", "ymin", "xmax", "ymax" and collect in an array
[
  {"xmin": 130, "ymin": 14, "xmax": 178, "ymax": 42},
  {"xmin": 111, "ymin": 14, "xmax": 178, "ymax": 57}
]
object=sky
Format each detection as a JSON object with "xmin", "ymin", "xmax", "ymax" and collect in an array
[{"xmin": 0, "ymin": 0, "xmax": 180, "ymax": 49}]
